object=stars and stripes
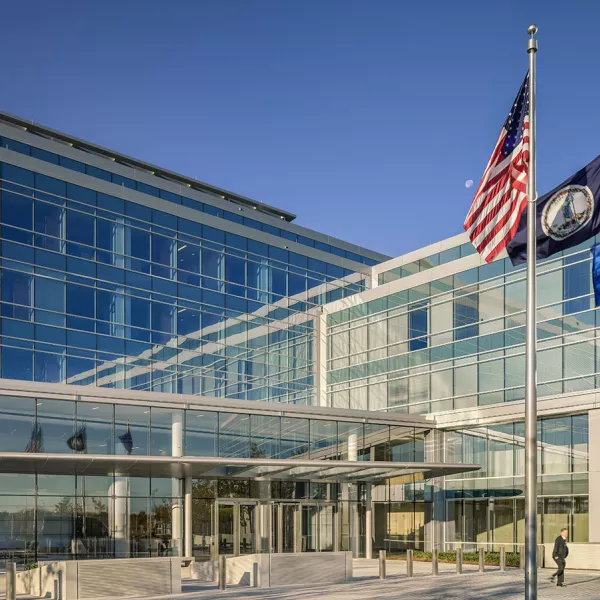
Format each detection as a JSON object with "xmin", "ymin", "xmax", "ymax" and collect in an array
[{"xmin": 464, "ymin": 74, "xmax": 530, "ymax": 262}]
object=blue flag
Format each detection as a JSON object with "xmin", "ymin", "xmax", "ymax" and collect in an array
[
  {"xmin": 507, "ymin": 155, "xmax": 600, "ymax": 265},
  {"xmin": 592, "ymin": 245, "xmax": 600, "ymax": 306}
]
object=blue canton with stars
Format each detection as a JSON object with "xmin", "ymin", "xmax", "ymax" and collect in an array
[{"xmin": 501, "ymin": 74, "xmax": 529, "ymax": 157}]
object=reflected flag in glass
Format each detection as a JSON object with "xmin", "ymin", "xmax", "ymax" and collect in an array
[
  {"xmin": 119, "ymin": 424, "xmax": 133, "ymax": 455},
  {"xmin": 67, "ymin": 426, "xmax": 87, "ymax": 453},
  {"xmin": 25, "ymin": 423, "xmax": 44, "ymax": 453},
  {"xmin": 591, "ymin": 245, "xmax": 600, "ymax": 306}
]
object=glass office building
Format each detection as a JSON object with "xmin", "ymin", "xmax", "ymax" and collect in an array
[
  {"xmin": 325, "ymin": 231, "xmax": 597, "ymax": 552},
  {"xmin": 0, "ymin": 111, "xmax": 476, "ymax": 565},
  {"xmin": 4, "ymin": 109, "xmax": 590, "ymax": 564}
]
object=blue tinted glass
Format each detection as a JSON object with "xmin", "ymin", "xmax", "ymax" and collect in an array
[
  {"xmin": 243, "ymin": 218, "xmax": 262, "ymax": 231},
  {"xmin": 289, "ymin": 252, "xmax": 308, "ymax": 268},
  {"xmin": 408, "ymin": 305, "xmax": 428, "ymax": 351},
  {"xmin": 66, "ymin": 210, "xmax": 94, "ymax": 246},
  {"xmin": 203, "ymin": 226, "xmax": 225, "ymax": 244},
  {"xmin": 326, "ymin": 264, "xmax": 344, "ymax": 279},
  {"xmin": 248, "ymin": 239, "xmax": 268, "ymax": 257},
  {"xmin": 280, "ymin": 230, "xmax": 297, "ymax": 242},
  {"xmin": 126, "ymin": 202, "xmax": 151, "ymax": 223},
  {"xmin": 35, "ymin": 277, "xmax": 65, "ymax": 313},
  {"xmin": 269, "ymin": 246, "xmax": 288, "ymax": 264},
  {"xmin": 111, "ymin": 174, "xmax": 136, "ymax": 189},
  {"xmin": 177, "ymin": 308, "xmax": 200, "ymax": 336},
  {"xmin": 225, "ymin": 255, "xmax": 246, "ymax": 286},
  {"xmin": 67, "ymin": 183, "xmax": 96, "ymax": 206},
  {"xmin": 2, "ymin": 191, "xmax": 33, "ymax": 234},
  {"xmin": 34, "ymin": 173, "xmax": 66, "ymax": 204},
  {"xmin": 1, "ymin": 138, "xmax": 30, "ymax": 155},
  {"xmin": 2, "ymin": 347, "xmax": 33, "ymax": 380},
  {"xmin": 314, "ymin": 241, "xmax": 331, "ymax": 252},
  {"xmin": 329, "ymin": 246, "xmax": 345, "ymax": 258},
  {"xmin": 178, "ymin": 218, "xmax": 202, "ymax": 239},
  {"xmin": 297, "ymin": 235, "xmax": 315, "ymax": 248},
  {"xmin": 159, "ymin": 189, "xmax": 181, "ymax": 205},
  {"xmin": 181, "ymin": 196, "xmax": 204, "ymax": 211},
  {"xmin": 308, "ymin": 258, "xmax": 327, "ymax": 276},
  {"xmin": 223, "ymin": 210, "xmax": 244, "ymax": 224},
  {"xmin": 226, "ymin": 233, "xmax": 246, "ymax": 250},
  {"xmin": 67, "ymin": 284, "xmax": 94, "ymax": 318},
  {"xmin": 346, "ymin": 251, "xmax": 361, "ymax": 262},
  {"xmin": 127, "ymin": 227, "xmax": 150, "ymax": 260},
  {"xmin": 564, "ymin": 254, "xmax": 591, "ymax": 314},
  {"xmin": 137, "ymin": 182, "xmax": 159, "ymax": 197},
  {"xmin": 262, "ymin": 224, "xmax": 280, "ymax": 236},
  {"xmin": 3, "ymin": 164, "xmax": 34, "ymax": 192},
  {"xmin": 129, "ymin": 297, "xmax": 150, "ymax": 331},
  {"xmin": 59, "ymin": 156, "xmax": 85, "ymax": 173},
  {"xmin": 86, "ymin": 165, "xmax": 111, "ymax": 181},
  {"xmin": 203, "ymin": 204, "xmax": 223, "ymax": 218},
  {"xmin": 31, "ymin": 147, "xmax": 59, "ymax": 164},
  {"xmin": 97, "ymin": 193, "xmax": 125, "ymax": 214}
]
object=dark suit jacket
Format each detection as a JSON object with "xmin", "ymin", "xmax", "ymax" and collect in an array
[{"xmin": 553, "ymin": 536, "xmax": 569, "ymax": 560}]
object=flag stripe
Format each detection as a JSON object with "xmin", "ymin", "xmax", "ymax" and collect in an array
[{"xmin": 463, "ymin": 75, "xmax": 530, "ymax": 263}]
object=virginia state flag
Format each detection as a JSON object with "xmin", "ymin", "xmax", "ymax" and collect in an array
[{"xmin": 507, "ymin": 155, "xmax": 600, "ymax": 265}]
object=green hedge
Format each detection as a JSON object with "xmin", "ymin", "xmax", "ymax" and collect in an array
[{"xmin": 396, "ymin": 550, "xmax": 520, "ymax": 567}]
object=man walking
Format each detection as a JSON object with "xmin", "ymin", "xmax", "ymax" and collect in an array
[{"xmin": 550, "ymin": 528, "xmax": 569, "ymax": 587}]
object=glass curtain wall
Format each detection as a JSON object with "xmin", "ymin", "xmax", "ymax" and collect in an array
[
  {"xmin": 328, "ymin": 243, "xmax": 600, "ymax": 413},
  {"xmin": 0, "ymin": 162, "xmax": 368, "ymax": 405}
]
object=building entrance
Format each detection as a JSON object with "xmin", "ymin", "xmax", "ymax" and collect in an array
[{"xmin": 214, "ymin": 501, "xmax": 258, "ymax": 557}]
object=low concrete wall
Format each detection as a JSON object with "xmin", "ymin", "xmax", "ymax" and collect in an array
[
  {"xmin": 545, "ymin": 543, "xmax": 600, "ymax": 570},
  {"xmin": 15, "ymin": 557, "xmax": 181, "ymax": 599},
  {"xmin": 221, "ymin": 552, "xmax": 353, "ymax": 588},
  {"xmin": 186, "ymin": 559, "xmax": 217, "ymax": 582},
  {"xmin": 16, "ymin": 562, "xmax": 66, "ymax": 599}
]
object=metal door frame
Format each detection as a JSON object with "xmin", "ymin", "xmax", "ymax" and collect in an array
[{"xmin": 213, "ymin": 499, "xmax": 259, "ymax": 559}]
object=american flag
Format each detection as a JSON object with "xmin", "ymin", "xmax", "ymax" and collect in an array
[{"xmin": 464, "ymin": 74, "xmax": 530, "ymax": 262}]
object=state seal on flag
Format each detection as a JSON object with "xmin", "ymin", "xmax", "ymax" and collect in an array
[{"xmin": 541, "ymin": 184, "xmax": 594, "ymax": 241}]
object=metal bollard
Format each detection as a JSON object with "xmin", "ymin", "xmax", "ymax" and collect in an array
[
  {"xmin": 500, "ymin": 547, "xmax": 506, "ymax": 571},
  {"xmin": 379, "ymin": 550, "xmax": 386, "ymax": 580},
  {"xmin": 519, "ymin": 545, "xmax": 525, "ymax": 570},
  {"xmin": 456, "ymin": 548, "xmax": 463, "ymax": 575},
  {"xmin": 432, "ymin": 549, "xmax": 439, "ymax": 576},
  {"xmin": 218, "ymin": 555, "xmax": 227, "ymax": 590},
  {"xmin": 407, "ymin": 549, "xmax": 414, "ymax": 577},
  {"xmin": 6, "ymin": 561, "xmax": 15, "ymax": 600},
  {"xmin": 479, "ymin": 548, "xmax": 485, "ymax": 572}
]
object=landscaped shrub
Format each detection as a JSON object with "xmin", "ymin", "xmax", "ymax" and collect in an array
[{"xmin": 392, "ymin": 550, "xmax": 520, "ymax": 566}]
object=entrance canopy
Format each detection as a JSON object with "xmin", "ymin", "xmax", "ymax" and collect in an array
[{"xmin": 0, "ymin": 452, "xmax": 479, "ymax": 483}]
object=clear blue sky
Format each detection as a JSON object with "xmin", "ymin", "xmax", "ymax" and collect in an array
[{"xmin": 1, "ymin": 0, "xmax": 598, "ymax": 258}]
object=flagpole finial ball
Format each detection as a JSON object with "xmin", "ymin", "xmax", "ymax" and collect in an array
[{"xmin": 527, "ymin": 24, "xmax": 538, "ymax": 36}]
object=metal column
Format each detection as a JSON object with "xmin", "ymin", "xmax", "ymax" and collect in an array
[
  {"xmin": 233, "ymin": 504, "xmax": 241, "ymax": 556},
  {"xmin": 365, "ymin": 484, "xmax": 373, "ymax": 559},
  {"xmin": 184, "ymin": 477, "xmax": 193, "ymax": 558}
]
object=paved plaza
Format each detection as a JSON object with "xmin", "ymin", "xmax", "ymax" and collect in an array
[{"xmin": 86, "ymin": 560, "xmax": 600, "ymax": 600}]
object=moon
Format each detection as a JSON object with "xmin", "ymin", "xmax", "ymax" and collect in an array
[{"xmin": 465, "ymin": 179, "xmax": 474, "ymax": 189}]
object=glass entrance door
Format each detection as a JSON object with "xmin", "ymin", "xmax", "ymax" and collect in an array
[
  {"xmin": 215, "ymin": 501, "xmax": 257, "ymax": 556},
  {"xmin": 301, "ymin": 504, "xmax": 335, "ymax": 552}
]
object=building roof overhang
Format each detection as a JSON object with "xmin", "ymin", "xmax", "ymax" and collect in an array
[{"xmin": 0, "ymin": 453, "xmax": 479, "ymax": 483}]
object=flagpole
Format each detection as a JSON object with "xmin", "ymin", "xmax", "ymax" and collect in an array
[{"xmin": 525, "ymin": 23, "xmax": 538, "ymax": 600}]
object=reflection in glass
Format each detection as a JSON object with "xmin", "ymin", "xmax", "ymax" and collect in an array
[
  {"xmin": 337, "ymin": 422, "xmax": 363, "ymax": 461},
  {"xmin": 310, "ymin": 420, "xmax": 337, "ymax": 459},
  {"xmin": 250, "ymin": 415, "xmax": 280, "ymax": 458},
  {"xmin": 186, "ymin": 410, "xmax": 218, "ymax": 457},
  {"xmin": 36, "ymin": 399, "xmax": 74, "ymax": 454},
  {"xmin": 280, "ymin": 417, "xmax": 309, "ymax": 459},
  {"xmin": 0, "ymin": 396, "xmax": 36, "ymax": 452},
  {"xmin": 150, "ymin": 408, "xmax": 183, "ymax": 456},
  {"xmin": 76, "ymin": 402, "xmax": 113, "ymax": 454},
  {"xmin": 115, "ymin": 405, "xmax": 149, "ymax": 455},
  {"xmin": 219, "ymin": 413, "xmax": 249, "ymax": 458}
]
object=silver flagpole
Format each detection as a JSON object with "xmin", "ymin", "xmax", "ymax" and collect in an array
[{"xmin": 525, "ymin": 23, "xmax": 538, "ymax": 600}]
